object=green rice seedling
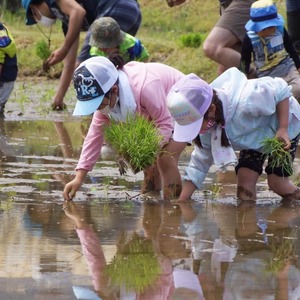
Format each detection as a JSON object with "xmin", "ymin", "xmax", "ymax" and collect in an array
[
  {"xmin": 261, "ymin": 136, "xmax": 293, "ymax": 176},
  {"xmin": 203, "ymin": 180, "xmax": 222, "ymax": 200},
  {"xmin": 103, "ymin": 114, "xmax": 163, "ymax": 174},
  {"xmin": 35, "ymin": 39, "xmax": 51, "ymax": 61},
  {"xmin": 0, "ymin": 197, "xmax": 15, "ymax": 213},
  {"xmin": 105, "ymin": 232, "xmax": 161, "ymax": 293}
]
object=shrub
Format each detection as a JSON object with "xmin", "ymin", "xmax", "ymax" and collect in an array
[
  {"xmin": 35, "ymin": 39, "xmax": 51, "ymax": 61},
  {"xmin": 179, "ymin": 32, "xmax": 202, "ymax": 48}
]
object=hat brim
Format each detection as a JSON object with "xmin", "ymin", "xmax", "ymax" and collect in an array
[
  {"xmin": 26, "ymin": 17, "xmax": 37, "ymax": 25},
  {"xmin": 173, "ymin": 118, "xmax": 204, "ymax": 142},
  {"xmin": 23, "ymin": 3, "xmax": 37, "ymax": 25},
  {"xmin": 73, "ymin": 95, "xmax": 104, "ymax": 116},
  {"xmin": 245, "ymin": 14, "xmax": 284, "ymax": 32}
]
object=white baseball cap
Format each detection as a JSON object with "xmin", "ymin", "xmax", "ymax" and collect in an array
[{"xmin": 167, "ymin": 73, "xmax": 213, "ymax": 142}]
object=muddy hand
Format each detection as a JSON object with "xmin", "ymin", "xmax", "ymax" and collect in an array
[
  {"xmin": 276, "ymin": 129, "xmax": 291, "ymax": 150},
  {"xmin": 42, "ymin": 61, "xmax": 50, "ymax": 73}
]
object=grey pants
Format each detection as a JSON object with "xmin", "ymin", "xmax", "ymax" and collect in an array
[{"xmin": 0, "ymin": 81, "xmax": 15, "ymax": 112}]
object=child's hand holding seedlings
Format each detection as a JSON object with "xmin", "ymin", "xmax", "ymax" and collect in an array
[{"xmin": 276, "ymin": 128, "xmax": 291, "ymax": 150}]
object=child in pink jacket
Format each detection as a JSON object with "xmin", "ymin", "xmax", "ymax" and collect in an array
[{"xmin": 63, "ymin": 55, "xmax": 187, "ymax": 200}]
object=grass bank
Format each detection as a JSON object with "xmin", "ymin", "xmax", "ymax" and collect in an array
[{"xmin": 2, "ymin": 0, "xmax": 287, "ymax": 83}]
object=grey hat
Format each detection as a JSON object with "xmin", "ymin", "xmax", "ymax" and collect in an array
[{"xmin": 89, "ymin": 17, "xmax": 126, "ymax": 49}]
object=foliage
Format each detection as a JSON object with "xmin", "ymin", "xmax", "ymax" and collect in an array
[
  {"xmin": 179, "ymin": 32, "xmax": 202, "ymax": 48},
  {"xmin": 1, "ymin": 0, "xmax": 220, "ymax": 82},
  {"xmin": 103, "ymin": 114, "xmax": 163, "ymax": 174},
  {"xmin": 1, "ymin": 1, "xmax": 288, "ymax": 81},
  {"xmin": 105, "ymin": 232, "xmax": 161, "ymax": 293},
  {"xmin": 35, "ymin": 39, "xmax": 51, "ymax": 61},
  {"xmin": 260, "ymin": 137, "xmax": 293, "ymax": 176}
]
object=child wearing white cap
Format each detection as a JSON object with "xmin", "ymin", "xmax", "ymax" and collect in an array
[
  {"xmin": 167, "ymin": 67, "xmax": 300, "ymax": 202},
  {"xmin": 241, "ymin": 0, "xmax": 300, "ymax": 101},
  {"xmin": 63, "ymin": 54, "xmax": 187, "ymax": 201}
]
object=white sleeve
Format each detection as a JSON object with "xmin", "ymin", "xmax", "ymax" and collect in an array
[{"xmin": 183, "ymin": 133, "xmax": 214, "ymax": 190}]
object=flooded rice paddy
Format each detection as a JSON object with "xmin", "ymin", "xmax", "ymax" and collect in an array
[{"xmin": 1, "ymin": 80, "xmax": 300, "ymax": 299}]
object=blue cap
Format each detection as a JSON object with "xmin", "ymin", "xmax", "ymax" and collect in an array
[
  {"xmin": 245, "ymin": 0, "xmax": 284, "ymax": 32},
  {"xmin": 22, "ymin": 0, "xmax": 37, "ymax": 25}
]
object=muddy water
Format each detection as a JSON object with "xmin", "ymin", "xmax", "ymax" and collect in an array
[{"xmin": 1, "ymin": 81, "xmax": 300, "ymax": 299}]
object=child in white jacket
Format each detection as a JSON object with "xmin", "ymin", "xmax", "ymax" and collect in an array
[{"xmin": 167, "ymin": 67, "xmax": 300, "ymax": 202}]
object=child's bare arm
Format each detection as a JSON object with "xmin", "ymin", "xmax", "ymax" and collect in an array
[{"xmin": 276, "ymin": 98, "xmax": 291, "ymax": 150}]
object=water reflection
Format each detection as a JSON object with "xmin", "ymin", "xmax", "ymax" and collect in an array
[
  {"xmin": 2, "ymin": 196, "xmax": 300, "ymax": 298},
  {"xmin": 1, "ymin": 116, "xmax": 300, "ymax": 298}
]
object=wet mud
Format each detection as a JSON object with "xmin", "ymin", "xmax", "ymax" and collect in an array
[{"xmin": 1, "ymin": 80, "xmax": 300, "ymax": 299}]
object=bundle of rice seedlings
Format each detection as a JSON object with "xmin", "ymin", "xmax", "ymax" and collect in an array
[
  {"xmin": 105, "ymin": 232, "xmax": 161, "ymax": 293},
  {"xmin": 261, "ymin": 136, "xmax": 293, "ymax": 176},
  {"xmin": 103, "ymin": 114, "xmax": 163, "ymax": 174},
  {"xmin": 35, "ymin": 39, "xmax": 51, "ymax": 61}
]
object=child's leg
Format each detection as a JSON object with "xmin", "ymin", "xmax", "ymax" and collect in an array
[
  {"xmin": 141, "ymin": 163, "xmax": 161, "ymax": 194},
  {"xmin": 267, "ymin": 174, "xmax": 300, "ymax": 200},
  {"xmin": 157, "ymin": 139, "xmax": 187, "ymax": 200},
  {"xmin": 235, "ymin": 149, "xmax": 265, "ymax": 201},
  {"xmin": 237, "ymin": 168, "xmax": 259, "ymax": 200},
  {"xmin": 282, "ymin": 66, "xmax": 300, "ymax": 102}
]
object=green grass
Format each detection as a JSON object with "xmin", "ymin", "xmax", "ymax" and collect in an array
[
  {"xmin": 1, "ymin": 1, "xmax": 221, "ymax": 81},
  {"xmin": 1, "ymin": 0, "xmax": 287, "ymax": 82}
]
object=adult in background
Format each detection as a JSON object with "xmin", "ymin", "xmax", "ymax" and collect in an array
[
  {"xmin": 286, "ymin": 0, "xmax": 300, "ymax": 53},
  {"xmin": 21, "ymin": 0, "xmax": 141, "ymax": 111},
  {"xmin": 203, "ymin": 0, "xmax": 255, "ymax": 75}
]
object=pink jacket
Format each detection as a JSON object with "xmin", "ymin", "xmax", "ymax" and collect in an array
[{"xmin": 76, "ymin": 61, "xmax": 184, "ymax": 171}]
